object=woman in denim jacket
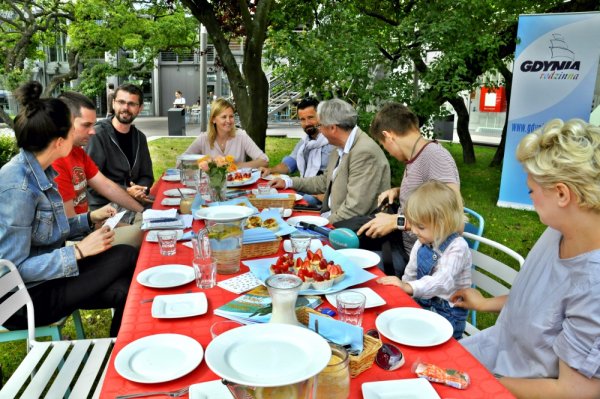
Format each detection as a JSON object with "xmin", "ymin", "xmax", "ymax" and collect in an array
[{"xmin": 0, "ymin": 81, "xmax": 137, "ymax": 337}]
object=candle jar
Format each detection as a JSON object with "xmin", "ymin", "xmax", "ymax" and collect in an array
[{"xmin": 265, "ymin": 274, "xmax": 302, "ymax": 325}]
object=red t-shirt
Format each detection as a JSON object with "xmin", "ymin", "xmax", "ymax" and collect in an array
[{"xmin": 53, "ymin": 147, "xmax": 99, "ymax": 214}]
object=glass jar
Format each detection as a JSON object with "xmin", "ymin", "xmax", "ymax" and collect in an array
[
  {"xmin": 179, "ymin": 193, "xmax": 195, "ymax": 214},
  {"xmin": 265, "ymin": 274, "xmax": 302, "ymax": 325},
  {"xmin": 177, "ymin": 154, "xmax": 203, "ymax": 188},
  {"xmin": 315, "ymin": 344, "xmax": 350, "ymax": 399},
  {"xmin": 205, "ymin": 219, "xmax": 243, "ymax": 274}
]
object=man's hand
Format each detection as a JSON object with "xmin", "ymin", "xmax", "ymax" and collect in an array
[
  {"xmin": 269, "ymin": 178, "xmax": 286, "ymax": 189},
  {"xmin": 77, "ymin": 226, "xmax": 115, "ymax": 258},
  {"xmin": 89, "ymin": 204, "xmax": 116, "ymax": 224},
  {"xmin": 378, "ymin": 187, "xmax": 400, "ymax": 206},
  {"xmin": 127, "ymin": 182, "xmax": 150, "ymax": 203},
  {"xmin": 259, "ymin": 166, "xmax": 271, "ymax": 178},
  {"xmin": 356, "ymin": 212, "xmax": 397, "ymax": 238}
]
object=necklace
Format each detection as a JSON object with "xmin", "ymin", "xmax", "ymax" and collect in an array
[
  {"xmin": 217, "ymin": 139, "xmax": 227, "ymax": 152},
  {"xmin": 408, "ymin": 135, "xmax": 422, "ymax": 161}
]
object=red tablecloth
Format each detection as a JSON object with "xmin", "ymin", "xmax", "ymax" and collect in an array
[{"xmin": 99, "ymin": 178, "xmax": 515, "ymax": 399}]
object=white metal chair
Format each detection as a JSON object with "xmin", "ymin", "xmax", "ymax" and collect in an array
[
  {"xmin": 0, "ymin": 259, "xmax": 114, "ymax": 399},
  {"xmin": 461, "ymin": 232, "xmax": 525, "ymax": 337}
]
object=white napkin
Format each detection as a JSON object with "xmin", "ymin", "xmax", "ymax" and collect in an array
[{"xmin": 142, "ymin": 208, "xmax": 177, "ymax": 221}]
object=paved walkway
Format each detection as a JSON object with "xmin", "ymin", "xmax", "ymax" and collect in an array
[{"xmin": 132, "ymin": 117, "xmax": 304, "ymax": 142}]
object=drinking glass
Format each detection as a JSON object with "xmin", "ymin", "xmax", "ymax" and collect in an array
[
  {"xmin": 193, "ymin": 257, "xmax": 217, "ymax": 289},
  {"xmin": 210, "ymin": 320, "xmax": 243, "ymax": 339},
  {"xmin": 290, "ymin": 233, "xmax": 311, "ymax": 253},
  {"xmin": 257, "ymin": 182, "xmax": 271, "ymax": 195},
  {"xmin": 157, "ymin": 230, "xmax": 177, "ymax": 256},
  {"xmin": 335, "ymin": 291, "xmax": 366, "ymax": 326}
]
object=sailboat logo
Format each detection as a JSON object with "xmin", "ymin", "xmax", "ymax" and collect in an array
[{"xmin": 549, "ymin": 33, "xmax": 575, "ymax": 60}]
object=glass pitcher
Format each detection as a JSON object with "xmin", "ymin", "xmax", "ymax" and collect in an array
[{"xmin": 265, "ymin": 274, "xmax": 302, "ymax": 325}]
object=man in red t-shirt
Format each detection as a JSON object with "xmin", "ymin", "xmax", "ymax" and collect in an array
[{"xmin": 53, "ymin": 92, "xmax": 144, "ymax": 247}]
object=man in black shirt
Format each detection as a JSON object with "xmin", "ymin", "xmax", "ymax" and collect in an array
[{"xmin": 86, "ymin": 83, "xmax": 154, "ymax": 211}]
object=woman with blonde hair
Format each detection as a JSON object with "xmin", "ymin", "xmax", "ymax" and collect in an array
[
  {"xmin": 183, "ymin": 98, "xmax": 268, "ymax": 168},
  {"xmin": 377, "ymin": 180, "xmax": 471, "ymax": 339},
  {"xmin": 451, "ymin": 119, "xmax": 600, "ymax": 398}
]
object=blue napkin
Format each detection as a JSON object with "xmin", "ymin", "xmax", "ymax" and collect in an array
[
  {"xmin": 308, "ymin": 313, "xmax": 364, "ymax": 354},
  {"xmin": 243, "ymin": 227, "xmax": 277, "ymax": 244},
  {"xmin": 255, "ymin": 193, "xmax": 291, "ymax": 199}
]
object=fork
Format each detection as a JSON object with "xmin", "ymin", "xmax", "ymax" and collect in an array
[{"xmin": 115, "ymin": 386, "xmax": 189, "ymax": 399}]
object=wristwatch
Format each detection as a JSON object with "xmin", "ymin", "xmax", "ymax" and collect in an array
[{"xmin": 397, "ymin": 214, "xmax": 406, "ymax": 231}]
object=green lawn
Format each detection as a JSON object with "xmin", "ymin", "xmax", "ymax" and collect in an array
[{"xmin": 1, "ymin": 137, "xmax": 544, "ymax": 384}]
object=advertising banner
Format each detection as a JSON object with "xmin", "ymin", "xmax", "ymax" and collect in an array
[{"xmin": 498, "ymin": 12, "xmax": 600, "ymax": 209}]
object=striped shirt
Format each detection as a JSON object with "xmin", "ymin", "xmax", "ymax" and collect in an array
[{"xmin": 399, "ymin": 141, "xmax": 460, "ymax": 254}]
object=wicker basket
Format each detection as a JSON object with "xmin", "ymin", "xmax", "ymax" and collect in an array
[
  {"xmin": 248, "ymin": 194, "xmax": 296, "ymax": 210},
  {"xmin": 241, "ymin": 238, "xmax": 281, "ymax": 259},
  {"xmin": 296, "ymin": 307, "xmax": 382, "ymax": 378}
]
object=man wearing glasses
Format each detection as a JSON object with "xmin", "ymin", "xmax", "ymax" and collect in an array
[
  {"xmin": 270, "ymin": 99, "xmax": 390, "ymax": 224},
  {"xmin": 86, "ymin": 83, "xmax": 154, "ymax": 214}
]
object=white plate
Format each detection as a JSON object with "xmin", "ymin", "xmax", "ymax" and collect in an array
[
  {"xmin": 286, "ymin": 215, "xmax": 329, "ymax": 227},
  {"xmin": 294, "ymin": 193, "xmax": 302, "ymax": 201},
  {"xmin": 262, "ymin": 173, "xmax": 289, "ymax": 181},
  {"xmin": 145, "ymin": 230, "xmax": 184, "ymax": 242},
  {"xmin": 162, "ymin": 174, "xmax": 180, "ymax": 182},
  {"xmin": 376, "ymin": 308, "xmax": 453, "ymax": 347},
  {"xmin": 227, "ymin": 170, "xmax": 260, "ymax": 187},
  {"xmin": 326, "ymin": 287, "xmax": 386, "ymax": 309},
  {"xmin": 195, "ymin": 205, "xmax": 255, "ymax": 221},
  {"xmin": 152, "ymin": 293, "xmax": 208, "ymax": 318},
  {"xmin": 335, "ymin": 248, "xmax": 380, "ymax": 269},
  {"xmin": 205, "ymin": 323, "xmax": 330, "ymax": 387},
  {"xmin": 114, "ymin": 333, "xmax": 203, "ymax": 383},
  {"xmin": 136, "ymin": 265, "xmax": 195, "ymax": 288},
  {"xmin": 189, "ymin": 380, "xmax": 234, "ymax": 399},
  {"xmin": 164, "ymin": 188, "xmax": 197, "ymax": 197},
  {"xmin": 282, "ymin": 238, "xmax": 323, "ymax": 253},
  {"xmin": 362, "ymin": 378, "xmax": 440, "ymax": 399},
  {"xmin": 161, "ymin": 197, "xmax": 181, "ymax": 206}
]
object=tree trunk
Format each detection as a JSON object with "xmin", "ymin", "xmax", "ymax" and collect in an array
[
  {"xmin": 182, "ymin": 0, "xmax": 273, "ymax": 152},
  {"xmin": 448, "ymin": 96, "xmax": 475, "ymax": 164},
  {"xmin": 491, "ymin": 65, "xmax": 513, "ymax": 167},
  {"xmin": 0, "ymin": 108, "xmax": 13, "ymax": 129}
]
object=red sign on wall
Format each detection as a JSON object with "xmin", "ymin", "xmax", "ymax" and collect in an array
[{"xmin": 479, "ymin": 86, "xmax": 507, "ymax": 112}]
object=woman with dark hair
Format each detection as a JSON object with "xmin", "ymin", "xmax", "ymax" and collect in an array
[{"xmin": 0, "ymin": 81, "xmax": 137, "ymax": 337}]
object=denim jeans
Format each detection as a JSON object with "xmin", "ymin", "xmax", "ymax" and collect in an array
[{"xmin": 417, "ymin": 296, "xmax": 468, "ymax": 340}]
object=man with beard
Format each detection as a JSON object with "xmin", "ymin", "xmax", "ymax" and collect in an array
[
  {"xmin": 86, "ymin": 83, "xmax": 154, "ymax": 213},
  {"xmin": 53, "ymin": 91, "xmax": 144, "ymax": 247},
  {"xmin": 260, "ymin": 97, "xmax": 334, "ymax": 205}
]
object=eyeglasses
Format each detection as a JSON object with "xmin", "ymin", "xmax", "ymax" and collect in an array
[
  {"xmin": 366, "ymin": 329, "xmax": 405, "ymax": 371},
  {"xmin": 114, "ymin": 99, "xmax": 140, "ymax": 108}
]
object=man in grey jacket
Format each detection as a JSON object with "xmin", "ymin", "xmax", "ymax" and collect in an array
[
  {"xmin": 86, "ymin": 83, "xmax": 154, "ymax": 210},
  {"xmin": 270, "ymin": 99, "xmax": 390, "ymax": 224}
]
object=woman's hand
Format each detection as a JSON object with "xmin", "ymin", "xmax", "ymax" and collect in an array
[
  {"xmin": 76, "ymin": 226, "xmax": 115, "ymax": 258},
  {"xmin": 450, "ymin": 289, "xmax": 506, "ymax": 313},
  {"xmin": 356, "ymin": 212, "xmax": 397, "ymax": 238},
  {"xmin": 89, "ymin": 204, "xmax": 116, "ymax": 224},
  {"xmin": 378, "ymin": 187, "xmax": 400, "ymax": 205}
]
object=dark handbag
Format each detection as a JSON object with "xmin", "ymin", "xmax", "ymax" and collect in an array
[{"xmin": 332, "ymin": 198, "xmax": 399, "ymax": 231}]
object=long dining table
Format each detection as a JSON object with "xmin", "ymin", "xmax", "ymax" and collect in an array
[{"xmin": 99, "ymin": 176, "xmax": 515, "ymax": 399}]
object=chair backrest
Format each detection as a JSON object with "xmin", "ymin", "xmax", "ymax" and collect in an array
[
  {"xmin": 0, "ymin": 259, "xmax": 36, "ymax": 342},
  {"xmin": 462, "ymin": 232, "xmax": 525, "ymax": 337},
  {"xmin": 463, "ymin": 207, "xmax": 485, "ymax": 250}
]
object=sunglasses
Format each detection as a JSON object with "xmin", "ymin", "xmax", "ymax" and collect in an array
[{"xmin": 366, "ymin": 329, "xmax": 405, "ymax": 371}]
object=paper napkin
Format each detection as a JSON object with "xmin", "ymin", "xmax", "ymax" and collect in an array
[
  {"xmin": 308, "ymin": 313, "xmax": 364, "ymax": 354},
  {"xmin": 142, "ymin": 208, "xmax": 177, "ymax": 221},
  {"xmin": 217, "ymin": 272, "xmax": 264, "ymax": 294}
]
